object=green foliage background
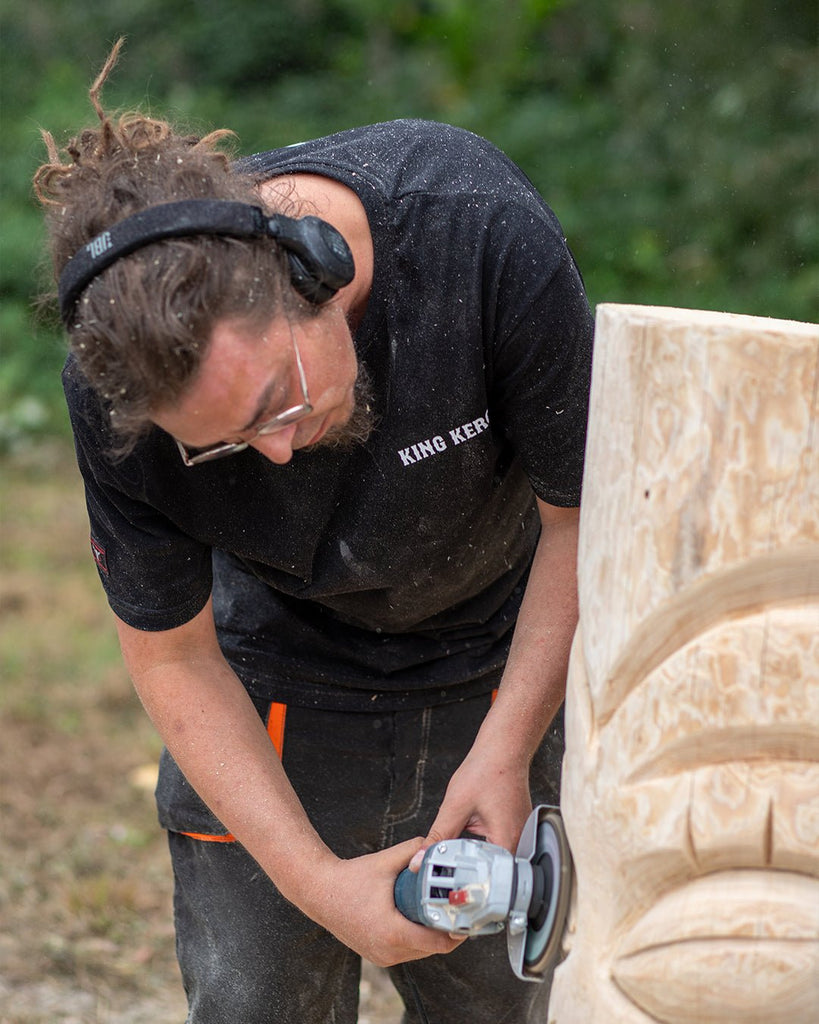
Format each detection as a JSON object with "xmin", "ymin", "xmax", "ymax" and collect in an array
[{"xmin": 1, "ymin": 0, "xmax": 817, "ymax": 447}]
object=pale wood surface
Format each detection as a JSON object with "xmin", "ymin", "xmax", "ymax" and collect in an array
[{"xmin": 549, "ymin": 305, "xmax": 819, "ymax": 1024}]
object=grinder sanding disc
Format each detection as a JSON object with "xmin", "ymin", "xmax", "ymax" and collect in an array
[{"xmin": 523, "ymin": 811, "xmax": 572, "ymax": 977}]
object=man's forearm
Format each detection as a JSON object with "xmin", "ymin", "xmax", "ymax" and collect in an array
[
  {"xmin": 477, "ymin": 500, "xmax": 579, "ymax": 763},
  {"xmin": 422, "ymin": 500, "xmax": 579, "ymax": 851},
  {"xmin": 116, "ymin": 607, "xmax": 336, "ymax": 907}
]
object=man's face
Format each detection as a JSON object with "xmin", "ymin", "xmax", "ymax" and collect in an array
[{"xmin": 151, "ymin": 306, "xmax": 363, "ymax": 465}]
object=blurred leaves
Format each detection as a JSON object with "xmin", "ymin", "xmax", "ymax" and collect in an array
[{"xmin": 1, "ymin": 0, "xmax": 817, "ymax": 445}]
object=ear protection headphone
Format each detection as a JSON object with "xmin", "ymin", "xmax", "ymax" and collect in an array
[{"xmin": 57, "ymin": 199, "xmax": 355, "ymax": 325}]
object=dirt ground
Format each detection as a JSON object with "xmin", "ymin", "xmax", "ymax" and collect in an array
[{"xmin": 0, "ymin": 444, "xmax": 404, "ymax": 1023}]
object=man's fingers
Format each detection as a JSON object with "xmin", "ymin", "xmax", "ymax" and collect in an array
[
  {"xmin": 424, "ymin": 811, "xmax": 468, "ymax": 850},
  {"xmin": 408, "ymin": 847, "xmax": 426, "ymax": 872},
  {"xmin": 384, "ymin": 835, "xmax": 427, "ymax": 870}
]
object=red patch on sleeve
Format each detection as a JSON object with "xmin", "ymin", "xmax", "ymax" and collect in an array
[{"xmin": 90, "ymin": 535, "xmax": 109, "ymax": 575}]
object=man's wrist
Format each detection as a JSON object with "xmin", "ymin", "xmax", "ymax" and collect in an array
[{"xmin": 479, "ymin": 682, "xmax": 561, "ymax": 766}]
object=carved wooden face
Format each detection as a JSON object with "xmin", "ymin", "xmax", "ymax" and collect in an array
[
  {"xmin": 557, "ymin": 607, "xmax": 819, "ymax": 1023},
  {"xmin": 549, "ymin": 307, "xmax": 819, "ymax": 1023}
]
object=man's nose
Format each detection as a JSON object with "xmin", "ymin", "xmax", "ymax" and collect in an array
[{"xmin": 251, "ymin": 424, "xmax": 298, "ymax": 465}]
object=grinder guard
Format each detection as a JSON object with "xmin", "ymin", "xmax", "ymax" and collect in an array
[{"xmin": 508, "ymin": 806, "xmax": 573, "ymax": 981}]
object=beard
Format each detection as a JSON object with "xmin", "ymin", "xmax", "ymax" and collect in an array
[{"xmin": 309, "ymin": 360, "xmax": 376, "ymax": 450}]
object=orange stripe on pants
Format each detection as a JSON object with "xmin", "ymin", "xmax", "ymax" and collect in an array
[
  {"xmin": 266, "ymin": 701, "xmax": 287, "ymax": 758},
  {"xmin": 179, "ymin": 831, "xmax": 237, "ymax": 842}
]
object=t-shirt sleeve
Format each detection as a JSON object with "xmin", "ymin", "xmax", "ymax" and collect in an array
[
  {"xmin": 484, "ymin": 205, "xmax": 594, "ymax": 506},
  {"xmin": 64, "ymin": 362, "xmax": 213, "ymax": 632}
]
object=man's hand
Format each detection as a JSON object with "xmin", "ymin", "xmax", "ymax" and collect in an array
[
  {"xmin": 302, "ymin": 838, "xmax": 467, "ymax": 967},
  {"xmin": 421, "ymin": 737, "xmax": 533, "ymax": 854}
]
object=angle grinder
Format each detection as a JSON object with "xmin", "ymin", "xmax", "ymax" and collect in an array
[{"xmin": 394, "ymin": 805, "xmax": 572, "ymax": 981}]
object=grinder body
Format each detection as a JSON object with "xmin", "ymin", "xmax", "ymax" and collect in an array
[{"xmin": 394, "ymin": 805, "xmax": 572, "ymax": 981}]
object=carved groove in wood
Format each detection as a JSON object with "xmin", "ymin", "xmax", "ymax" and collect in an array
[{"xmin": 549, "ymin": 306, "xmax": 819, "ymax": 1024}]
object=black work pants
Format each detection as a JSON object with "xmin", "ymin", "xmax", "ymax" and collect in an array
[{"xmin": 162, "ymin": 693, "xmax": 564, "ymax": 1023}]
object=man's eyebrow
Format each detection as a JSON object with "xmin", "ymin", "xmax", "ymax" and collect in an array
[{"xmin": 239, "ymin": 377, "xmax": 283, "ymax": 433}]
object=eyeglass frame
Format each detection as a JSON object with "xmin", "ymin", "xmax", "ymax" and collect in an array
[{"xmin": 175, "ymin": 330, "xmax": 313, "ymax": 466}]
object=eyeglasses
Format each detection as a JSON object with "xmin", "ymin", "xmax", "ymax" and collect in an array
[{"xmin": 175, "ymin": 331, "xmax": 313, "ymax": 466}]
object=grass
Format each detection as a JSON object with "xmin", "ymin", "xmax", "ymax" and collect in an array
[
  {"xmin": 0, "ymin": 444, "xmax": 185, "ymax": 1023},
  {"xmin": 0, "ymin": 443, "xmax": 402, "ymax": 1022}
]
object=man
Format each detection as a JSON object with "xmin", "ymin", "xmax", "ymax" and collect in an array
[{"xmin": 36, "ymin": 42, "xmax": 593, "ymax": 1023}]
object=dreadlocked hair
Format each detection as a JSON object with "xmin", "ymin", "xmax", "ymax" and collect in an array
[{"xmin": 34, "ymin": 38, "xmax": 309, "ymax": 456}]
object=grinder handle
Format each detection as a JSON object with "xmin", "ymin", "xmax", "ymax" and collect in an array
[{"xmin": 394, "ymin": 864, "xmax": 425, "ymax": 924}]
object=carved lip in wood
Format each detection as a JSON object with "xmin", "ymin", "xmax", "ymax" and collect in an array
[{"xmin": 611, "ymin": 869, "xmax": 819, "ymax": 1022}]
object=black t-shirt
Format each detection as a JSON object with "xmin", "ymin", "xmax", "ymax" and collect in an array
[{"xmin": 64, "ymin": 120, "xmax": 594, "ymax": 711}]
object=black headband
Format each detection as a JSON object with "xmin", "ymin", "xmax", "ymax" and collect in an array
[{"xmin": 57, "ymin": 199, "xmax": 355, "ymax": 324}]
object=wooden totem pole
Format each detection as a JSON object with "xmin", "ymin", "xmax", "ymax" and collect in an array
[{"xmin": 549, "ymin": 305, "xmax": 819, "ymax": 1023}]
